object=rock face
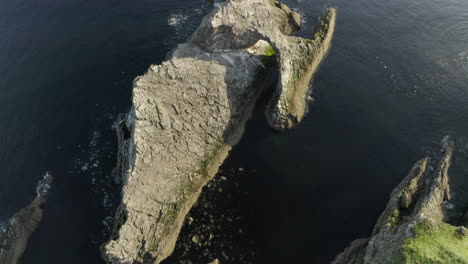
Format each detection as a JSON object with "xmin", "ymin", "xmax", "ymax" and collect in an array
[
  {"xmin": 103, "ymin": 1, "xmax": 336, "ymax": 263},
  {"xmin": 0, "ymin": 173, "xmax": 53, "ymax": 264},
  {"xmin": 265, "ymin": 7, "xmax": 336, "ymax": 130},
  {"xmin": 192, "ymin": 0, "xmax": 336, "ymax": 130},
  {"xmin": 333, "ymin": 139, "xmax": 468, "ymax": 264}
]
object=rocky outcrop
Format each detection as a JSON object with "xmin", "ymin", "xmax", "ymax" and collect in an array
[
  {"xmin": 333, "ymin": 139, "xmax": 468, "ymax": 264},
  {"xmin": 191, "ymin": 1, "xmax": 336, "ymax": 130},
  {"xmin": 266, "ymin": 7, "xmax": 336, "ymax": 130},
  {"xmin": 102, "ymin": 1, "xmax": 336, "ymax": 263},
  {"xmin": 0, "ymin": 173, "xmax": 53, "ymax": 264}
]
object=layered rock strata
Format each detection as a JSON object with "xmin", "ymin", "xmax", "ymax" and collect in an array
[
  {"xmin": 333, "ymin": 139, "xmax": 468, "ymax": 264},
  {"xmin": 0, "ymin": 173, "xmax": 53, "ymax": 264},
  {"xmin": 103, "ymin": 0, "xmax": 336, "ymax": 263}
]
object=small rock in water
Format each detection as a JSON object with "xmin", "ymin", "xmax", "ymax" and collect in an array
[
  {"xmin": 191, "ymin": 234, "xmax": 200, "ymax": 244},
  {"xmin": 187, "ymin": 217, "xmax": 194, "ymax": 225},
  {"xmin": 209, "ymin": 259, "xmax": 220, "ymax": 264}
]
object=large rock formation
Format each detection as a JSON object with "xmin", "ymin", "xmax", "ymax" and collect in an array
[
  {"xmin": 103, "ymin": 1, "xmax": 336, "ymax": 263},
  {"xmin": 192, "ymin": 1, "xmax": 336, "ymax": 130},
  {"xmin": 0, "ymin": 173, "xmax": 53, "ymax": 264},
  {"xmin": 333, "ymin": 139, "xmax": 468, "ymax": 264},
  {"xmin": 265, "ymin": 7, "xmax": 336, "ymax": 130}
]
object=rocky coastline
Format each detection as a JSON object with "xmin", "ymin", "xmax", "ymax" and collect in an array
[
  {"xmin": 333, "ymin": 139, "xmax": 468, "ymax": 264},
  {"xmin": 102, "ymin": 0, "xmax": 336, "ymax": 263},
  {"xmin": 0, "ymin": 173, "xmax": 53, "ymax": 264}
]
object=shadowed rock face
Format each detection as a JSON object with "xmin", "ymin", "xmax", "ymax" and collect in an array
[
  {"xmin": 0, "ymin": 173, "xmax": 53, "ymax": 264},
  {"xmin": 102, "ymin": 1, "xmax": 336, "ymax": 263},
  {"xmin": 333, "ymin": 139, "xmax": 468, "ymax": 264}
]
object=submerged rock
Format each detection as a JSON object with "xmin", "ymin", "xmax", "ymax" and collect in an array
[
  {"xmin": 0, "ymin": 173, "xmax": 53, "ymax": 264},
  {"xmin": 102, "ymin": 0, "xmax": 336, "ymax": 263},
  {"xmin": 333, "ymin": 139, "xmax": 468, "ymax": 264}
]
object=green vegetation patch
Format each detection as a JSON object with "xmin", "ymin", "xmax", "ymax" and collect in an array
[
  {"xmin": 385, "ymin": 209, "xmax": 402, "ymax": 228},
  {"xmin": 397, "ymin": 221, "xmax": 468, "ymax": 264},
  {"xmin": 264, "ymin": 45, "xmax": 276, "ymax": 57},
  {"xmin": 260, "ymin": 45, "xmax": 277, "ymax": 66}
]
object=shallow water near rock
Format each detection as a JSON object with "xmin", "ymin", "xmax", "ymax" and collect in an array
[{"xmin": 0, "ymin": 0, "xmax": 467, "ymax": 263}]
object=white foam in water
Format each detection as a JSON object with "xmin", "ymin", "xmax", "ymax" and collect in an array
[
  {"xmin": 36, "ymin": 172, "xmax": 52, "ymax": 197},
  {"xmin": 168, "ymin": 13, "xmax": 189, "ymax": 27},
  {"xmin": 0, "ymin": 220, "xmax": 6, "ymax": 233},
  {"xmin": 166, "ymin": 5, "xmax": 213, "ymax": 41},
  {"xmin": 442, "ymin": 201, "xmax": 455, "ymax": 210},
  {"xmin": 442, "ymin": 135, "xmax": 451, "ymax": 149},
  {"xmin": 74, "ymin": 129, "xmax": 104, "ymax": 175},
  {"xmin": 90, "ymin": 130, "xmax": 101, "ymax": 148},
  {"xmin": 81, "ymin": 163, "xmax": 89, "ymax": 171},
  {"xmin": 102, "ymin": 192, "xmax": 109, "ymax": 207}
]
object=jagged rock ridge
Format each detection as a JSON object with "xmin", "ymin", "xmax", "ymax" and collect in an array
[{"xmin": 333, "ymin": 139, "xmax": 468, "ymax": 264}]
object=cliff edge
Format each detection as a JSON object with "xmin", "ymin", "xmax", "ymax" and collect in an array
[
  {"xmin": 333, "ymin": 139, "xmax": 468, "ymax": 264},
  {"xmin": 103, "ymin": 1, "xmax": 336, "ymax": 263}
]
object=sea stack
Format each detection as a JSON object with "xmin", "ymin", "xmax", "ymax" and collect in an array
[
  {"xmin": 102, "ymin": 1, "xmax": 336, "ymax": 263},
  {"xmin": 333, "ymin": 138, "xmax": 468, "ymax": 264}
]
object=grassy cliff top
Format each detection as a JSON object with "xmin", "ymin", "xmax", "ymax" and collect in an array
[{"xmin": 397, "ymin": 221, "xmax": 467, "ymax": 264}]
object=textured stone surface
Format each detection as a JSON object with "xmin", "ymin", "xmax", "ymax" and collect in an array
[
  {"xmin": 333, "ymin": 139, "xmax": 467, "ymax": 264},
  {"xmin": 190, "ymin": 1, "xmax": 336, "ymax": 130},
  {"xmin": 0, "ymin": 173, "xmax": 52, "ymax": 264},
  {"xmin": 266, "ymin": 7, "xmax": 336, "ymax": 130},
  {"xmin": 102, "ymin": 1, "xmax": 336, "ymax": 263},
  {"xmin": 103, "ymin": 50, "xmax": 266, "ymax": 264}
]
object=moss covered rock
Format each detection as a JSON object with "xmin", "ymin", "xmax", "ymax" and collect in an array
[{"xmin": 334, "ymin": 139, "xmax": 468, "ymax": 264}]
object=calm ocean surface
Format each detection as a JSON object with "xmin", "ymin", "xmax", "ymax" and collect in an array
[{"xmin": 0, "ymin": 0, "xmax": 467, "ymax": 263}]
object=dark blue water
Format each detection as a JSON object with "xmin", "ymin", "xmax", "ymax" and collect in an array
[
  {"xmin": 0, "ymin": 0, "xmax": 210, "ymax": 263},
  {"xmin": 0, "ymin": 0, "xmax": 467, "ymax": 263}
]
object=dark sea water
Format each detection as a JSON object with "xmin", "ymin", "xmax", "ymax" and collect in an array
[{"xmin": 0, "ymin": 0, "xmax": 467, "ymax": 263}]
